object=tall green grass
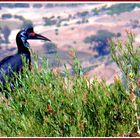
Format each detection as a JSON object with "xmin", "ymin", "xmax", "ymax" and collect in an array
[{"xmin": 0, "ymin": 31, "xmax": 139, "ymax": 137}]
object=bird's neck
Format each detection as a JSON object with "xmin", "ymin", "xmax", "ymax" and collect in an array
[
  {"xmin": 16, "ymin": 32, "xmax": 30, "ymax": 55},
  {"xmin": 17, "ymin": 47, "xmax": 30, "ymax": 55}
]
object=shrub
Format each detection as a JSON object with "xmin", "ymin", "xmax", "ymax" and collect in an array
[
  {"xmin": 84, "ymin": 30, "xmax": 114, "ymax": 56},
  {"xmin": 0, "ymin": 31, "xmax": 139, "ymax": 137},
  {"xmin": 107, "ymin": 4, "xmax": 140, "ymax": 15},
  {"xmin": 1, "ymin": 13, "xmax": 12, "ymax": 19},
  {"xmin": 21, "ymin": 19, "xmax": 33, "ymax": 29},
  {"xmin": 14, "ymin": 3, "xmax": 30, "ymax": 8},
  {"xmin": 0, "ymin": 54, "xmax": 134, "ymax": 136},
  {"xmin": 109, "ymin": 31, "xmax": 140, "ymax": 135},
  {"xmin": 43, "ymin": 17, "xmax": 57, "ymax": 26},
  {"xmin": 109, "ymin": 31, "xmax": 140, "ymax": 90},
  {"xmin": 43, "ymin": 42, "xmax": 57, "ymax": 54},
  {"xmin": 33, "ymin": 4, "xmax": 43, "ymax": 8},
  {"xmin": 77, "ymin": 11, "xmax": 89, "ymax": 18},
  {"xmin": 14, "ymin": 15, "xmax": 24, "ymax": 21}
]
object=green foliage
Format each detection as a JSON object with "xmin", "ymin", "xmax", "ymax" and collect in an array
[
  {"xmin": 1, "ymin": 13, "xmax": 12, "ymax": 19},
  {"xmin": 109, "ymin": 31, "xmax": 140, "ymax": 89},
  {"xmin": 14, "ymin": 15, "xmax": 24, "ymax": 21},
  {"xmin": 77, "ymin": 11, "xmax": 89, "ymax": 18},
  {"xmin": 21, "ymin": 19, "xmax": 33, "ymax": 29},
  {"xmin": 109, "ymin": 31, "xmax": 140, "ymax": 135},
  {"xmin": 0, "ymin": 30, "xmax": 140, "ymax": 137},
  {"xmin": 92, "ymin": 8, "xmax": 99, "ymax": 15},
  {"xmin": 32, "ymin": 4, "xmax": 43, "ymax": 8},
  {"xmin": 43, "ymin": 17, "xmax": 57, "ymax": 26},
  {"xmin": 84, "ymin": 30, "xmax": 114, "ymax": 44},
  {"xmin": 43, "ymin": 42, "xmax": 57, "ymax": 54},
  {"xmin": 14, "ymin": 3, "xmax": 29, "ymax": 8},
  {"xmin": 0, "ymin": 53, "xmax": 135, "ymax": 137},
  {"xmin": 107, "ymin": 4, "xmax": 140, "ymax": 15},
  {"xmin": 84, "ymin": 30, "xmax": 115, "ymax": 55}
]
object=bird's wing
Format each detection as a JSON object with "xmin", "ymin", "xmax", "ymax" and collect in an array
[
  {"xmin": 0, "ymin": 54, "xmax": 24, "ymax": 85},
  {"xmin": 0, "ymin": 55, "xmax": 14, "ymax": 67}
]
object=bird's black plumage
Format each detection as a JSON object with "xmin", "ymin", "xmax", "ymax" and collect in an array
[{"xmin": 0, "ymin": 26, "xmax": 51, "ymax": 87}]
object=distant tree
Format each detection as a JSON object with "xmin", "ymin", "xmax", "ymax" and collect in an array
[
  {"xmin": 2, "ymin": 13, "xmax": 12, "ymax": 19},
  {"xmin": 43, "ymin": 17, "xmax": 57, "ymax": 26},
  {"xmin": 130, "ymin": 19, "xmax": 140, "ymax": 29},
  {"xmin": 107, "ymin": 3, "xmax": 140, "ymax": 15},
  {"xmin": 33, "ymin": 4, "xmax": 43, "ymax": 8},
  {"xmin": 14, "ymin": 15, "xmax": 24, "ymax": 21},
  {"xmin": 1, "ymin": 26, "xmax": 11, "ymax": 43},
  {"xmin": 77, "ymin": 11, "xmax": 89, "ymax": 18},
  {"xmin": 55, "ymin": 28, "xmax": 59, "ymax": 35},
  {"xmin": 14, "ymin": 3, "xmax": 30, "ymax": 8},
  {"xmin": 116, "ymin": 32, "xmax": 121, "ymax": 37},
  {"xmin": 0, "ymin": 3, "xmax": 14, "ymax": 8},
  {"xmin": 68, "ymin": 14, "xmax": 72, "ymax": 20},
  {"xmin": 43, "ymin": 42, "xmax": 57, "ymax": 54},
  {"xmin": 76, "ymin": 20, "xmax": 81, "ymax": 24},
  {"xmin": 63, "ymin": 23, "xmax": 68, "ymax": 26},
  {"xmin": 84, "ymin": 30, "xmax": 114, "ymax": 56},
  {"xmin": 21, "ymin": 19, "xmax": 33, "ymax": 29},
  {"xmin": 45, "ymin": 4, "xmax": 54, "ymax": 8},
  {"xmin": 92, "ymin": 8, "xmax": 99, "ymax": 16}
]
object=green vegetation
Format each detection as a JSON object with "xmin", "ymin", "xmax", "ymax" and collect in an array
[
  {"xmin": 92, "ymin": 8, "xmax": 99, "ymax": 15},
  {"xmin": 107, "ymin": 4, "xmax": 140, "ymax": 15},
  {"xmin": 110, "ymin": 31, "xmax": 140, "ymax": 92},
  {"xmin": 14, "ymin": 15, "xmax": 24, "ymax": 21},
  {"xmin": 1, "ymin": 14, "xmax": 12, "ymax": 20},
  {"xmin": 21, "ymin": 19, "xmax": 33, "ymax": 29},
  {"xmin": 84, "ymin": 30, "xmax": 115, "ymax": 55},
  {"xmin": 43, "ymin": 17, "xmax": 57, "ymax": 26},
  {"xmin": 43, "ymin": 42, "xmax": 57, "ymax": 54},
  {"xmin": 110, "ymin": 31, "xmax": 140, "ymax": 136},
  {"xmin": 77, "ymin": 11, "xmax": 89, "ymax": 18},
  {"xmin": 32, "ymin": 4, "xmax": 43, "ymax": 8},
  {"xmin": 0, "ymin": 32, "xmax": 140, "ymax": 137},
  {"xmin": 0, "ymin": 3, "xmax": 30, "ymax": 8}
]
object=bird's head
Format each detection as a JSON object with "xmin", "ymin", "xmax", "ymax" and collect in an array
[
  {"xmin": 25, "ymin": 26, "xmax": 51, "ymax": 41},
  {"xmin": 16, "ymin": 26, "xmax": 51, "ymax": 53}
]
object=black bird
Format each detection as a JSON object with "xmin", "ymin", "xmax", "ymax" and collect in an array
[{"xmin": 0, "ymin": 26, "xmax": 51, "ymax": 86}]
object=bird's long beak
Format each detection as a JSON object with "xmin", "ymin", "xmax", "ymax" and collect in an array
[{"xmin": 28, "ymin": 32, "xmax": 51, "ymax": 42}]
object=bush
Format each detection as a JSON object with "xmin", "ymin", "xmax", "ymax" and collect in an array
[
  {"xmin": 14, "ymin": 15, "xmax": 24, "ymax": 21},
  {"xmin": 43, "ymin": 17, "xmax": 57, "ymax": 26},
  {"xmin": 107, "ymin": 4, "xmax": 140, "ymax": 15},
  {"xmin": 1, "ymin": 13, "xmax": 12, "ymax": 19},
  {"xmin": 33, "ymin": 4, "xmax": 43, "ymax": 8},
  {"xmin": 92, "ymin": 8, "xmax": 99, "ymax": 16},
  {"xmin": 109, "ymin": 31, "xmax": 140, "ymax": 135},
  {"xmin": 21, "ymin": 19, "xmax": 33, "ymax": 29},
  {"xmin": 0, "ymin": 31, "xmax": 140, "ymax": 137},
  {"xmin": 43, "ymin": 42, "xmax": 57, "ymax": 54},
  {"xmin": 0, "ymin": 54, "xmax": 134, "ymax": 137},
  {"xmin": 77, "ymin": 11, "xmax": 89, "ymax": 18},
  {"xmin": 84, "ymin": 30, "xmax": 114, "ymax": 55},
  {"xmin": 109, "ymin": 31, "xmax": 140, "ymax": 90},
  {"xmin": 14, "ymin": 3, "xmax": 30, "ymax": 8}
]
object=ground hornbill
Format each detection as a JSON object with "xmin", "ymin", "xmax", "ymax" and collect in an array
[{"xmin": 0, "ymin": 26, "xmax": 51, "ymax": 87}]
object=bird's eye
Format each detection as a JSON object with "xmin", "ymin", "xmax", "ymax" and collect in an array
[{"xmin": 29, "ymin": 32, "xmax": 36, "ymax": 37}]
